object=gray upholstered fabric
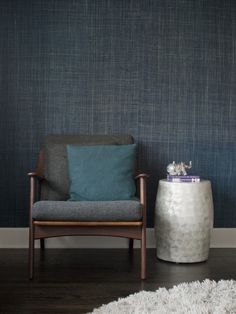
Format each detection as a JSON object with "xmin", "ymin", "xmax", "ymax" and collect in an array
[
  {"xmin": 32, "ymin": 200, "xmax": 142, "ymax": 221},
  {"xmin": 41, "ymin": 135, "xmax": 134, "ymax": 201}
]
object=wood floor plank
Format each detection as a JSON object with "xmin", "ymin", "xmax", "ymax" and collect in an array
[{"xmin": 0, "ymin": 249, "xmax": 235, "ymax": 313}]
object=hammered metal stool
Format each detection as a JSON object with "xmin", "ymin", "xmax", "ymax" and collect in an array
[{"xmin": 155, "ymin": 179, "xmax": 214, "ymax": 263}]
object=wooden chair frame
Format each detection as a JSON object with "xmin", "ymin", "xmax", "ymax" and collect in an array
[{"xmin": 28, "ymin": 151, "xmax": 148, "ymax": 280}]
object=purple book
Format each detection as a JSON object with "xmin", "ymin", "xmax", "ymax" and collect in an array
[{"xmin": 167, "ymin": 175, "xmax": 200, "ymax": 182}]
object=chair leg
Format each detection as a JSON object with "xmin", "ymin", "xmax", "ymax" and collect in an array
[
  {"xmin": 129, "ymin": 238, "xmax": 134, "ymax": 251},
  {"xmin": 141, "ymin": 228, "xmax": 146, "ymax": 280},
  {"xmin": 40, "ymin": 238, "xmax": 45, "ymax": 250},
  {"xmin": 29, "ymin": 225, "xmax": 35, "ymax": 280}
]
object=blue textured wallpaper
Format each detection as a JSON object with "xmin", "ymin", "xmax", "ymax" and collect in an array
[{"xmin": 0, "ymin": 0, "xmax": 235, "ymax": 227}]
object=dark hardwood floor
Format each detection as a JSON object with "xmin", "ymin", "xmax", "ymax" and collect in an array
[{"xmin": 0, "ymin": 248, "xmax": 235, "ymax": 313}]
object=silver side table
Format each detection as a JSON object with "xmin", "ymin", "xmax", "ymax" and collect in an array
[{"xmin": 155, "ymin": 179, "xmax": 214, "ymax": 263}]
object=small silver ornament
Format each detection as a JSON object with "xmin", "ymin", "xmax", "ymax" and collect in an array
[{"xmin": 167, "ymin": 161, "xmax": 192, "ymax": 176}]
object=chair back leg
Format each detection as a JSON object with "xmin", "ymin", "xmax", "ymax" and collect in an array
[
  {"xmin": 40, "ymin": 238, "xmax": 45, "ymax": 250},
  {"xmin": 129, "ymin": 238, "xmax": 134, "ymax": 251}
]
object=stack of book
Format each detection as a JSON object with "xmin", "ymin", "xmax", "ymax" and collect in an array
[{"xmin": 167, "ymin": 175, "xmax": 200, "ymax": 182}]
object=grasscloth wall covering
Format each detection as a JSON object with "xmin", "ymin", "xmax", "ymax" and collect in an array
[{"xmin": 0, "ymin": 0, "xmax": 235, "ymax": 227}]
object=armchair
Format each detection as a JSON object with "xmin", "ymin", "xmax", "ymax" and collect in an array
[{"xmin": 28, "ymin": 135, "xmax": 148, "ymax": 279}]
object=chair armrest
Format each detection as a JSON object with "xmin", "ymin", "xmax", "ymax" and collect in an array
[
  {"xmin": 28, "ymin": 172, "xmax": 45, "ymax": 181},
  {"xmin": 135, "ymin": 172, "xmax": 149, "ymax": 204},
  {"xmin": 134, "ymin": 172, "xmax": 149, "ymax": 226},
  {"xmin": 28, "ymin": 171, "xmax": 45, "ymax": 225},
  {"xmin": 135, "ymin": 173, "xmax": 149, "ymax": 180}
]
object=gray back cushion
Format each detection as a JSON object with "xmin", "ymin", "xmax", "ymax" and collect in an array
[{"xmin": 41, "ymin": 134, "xmax": 134, "ymax": 201}]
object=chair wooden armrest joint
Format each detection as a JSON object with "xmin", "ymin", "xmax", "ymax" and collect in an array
[
  {"xmin": 135, "ymin": 172, "xmax": 149, "ymax": 180},
  {"xmin": 28, "ymin": 172, "xmax": 45, "ymax": 181}
]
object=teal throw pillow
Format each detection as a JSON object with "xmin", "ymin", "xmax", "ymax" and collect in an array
[{"xmin": 67, "ymin": 144, "xmax": 137, "ymax": 201}]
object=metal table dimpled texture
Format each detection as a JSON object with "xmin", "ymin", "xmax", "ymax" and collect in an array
[{"xmin": 155, "ymin": 179, "xmax": 214, "ymax": 263}]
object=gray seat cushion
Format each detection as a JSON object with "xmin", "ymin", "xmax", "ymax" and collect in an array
[{"xmin": 32, "ymin": 200, "xmax": 142, "ymax": 221}]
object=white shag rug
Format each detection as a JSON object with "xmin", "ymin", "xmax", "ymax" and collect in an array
[{"xmin": 90, "ymin": 279, "xmax": 236, "ymax": 314}]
